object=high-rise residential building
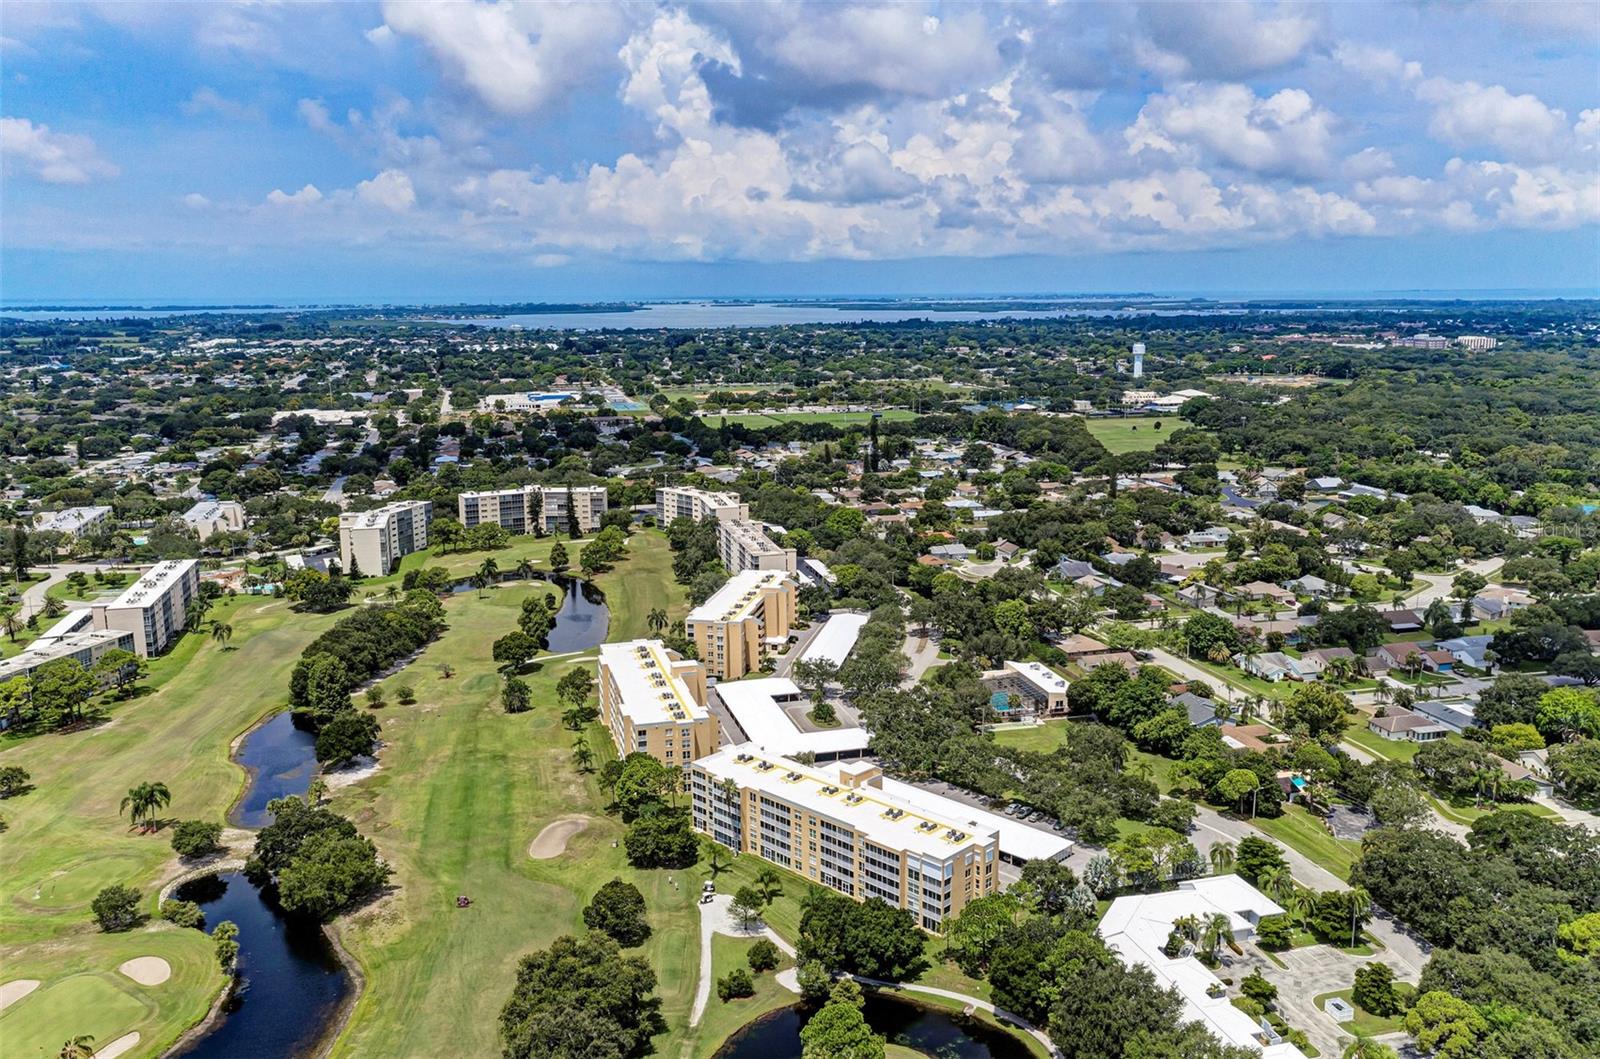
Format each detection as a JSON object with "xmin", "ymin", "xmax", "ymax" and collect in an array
[
  {"xmin": 597, "ymin": 639, "xmax": 718, "ymax": 768},
  {"xmin": 91, "ymin": 559, "xmax": 201, "ymax": 656},
  {"xmin": 339, "ymin": 500, "xmax": 432, "ymax": 575},
  {"xmin": 685, "ymin": 569, "xmax": 798, "ymax": 680},
  {"xmin": 181, "ymin": 499, "xmax": 247, "ymax": 541},
  {"xmin": 691, "ymin": 749, "xmax": 999, "ymax": 932},
  {"xmin": 458, "ymin": 485, "xmax": 608, "ymax": 536},
  {"xmin": 716, "ymin": 518, "xmax": 797, "ymax": 574},
  {"xmin": 656, "ymin": 485, "xmax": 748, "ymax": 525},
  {"xmin": 1457, "ymin": 335, "xmax": 1498, "ymax": 351}
]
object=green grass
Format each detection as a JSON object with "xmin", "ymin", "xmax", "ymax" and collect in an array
[
  {"xmin": 990, "ymin": 721, "xmax": 1071, "ymax": 754},
  {"xmin": 1250, "ymin": 804, "xmax": 1360, "ymax": 883},
  {"xmin": 1084, "ymin": 417, "xmax": 1191, "ymax": 454},
  {"xmin": 1311, "ymin": 989, "xmax": 1407, "ymax": 1037},
  {"xmin": 377, "ymin": 532, "xmax": 588, "ymax": 588},
  {"xmin": 697, "ymin": 410, "xmax": 919, "ymax": 429},
  {"xmin": 1342, "ymin": 725, "xmax": 1421, "ymax": 763},
  {"xmin": 694, "ymin": 934, "xmax": 795, "ymax": 1059},
  {"xmin": 1426, "ymin": 794, "xmax": 1559, "ymax": 826},
  {"xmin": 0, "ymin": 591, "xmax": 343, "ymax": 1056}
]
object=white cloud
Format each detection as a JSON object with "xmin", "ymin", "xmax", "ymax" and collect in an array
[
  {"xmin": 265, "ymin": 184, "xmax": 323, "ymax": 206},
  {"xmin": 1418, "ymin": 77, "xmax": 1570, "ymax": 160},
  {"xmin": 380, "ymin": 0, "xmax": 628, "ymax": 114},
  {"xmin": 356, "ymin": 169, "xmax": 416, "ymax": 211},
  {"xmin": 0, "ymin": 116, "xmax": 118, "ymax": 184},
  {"xmin": 182, "ymin": 192, "xmax": 211, "ymax": 209},
  {"xmin": 182, "ymin": 86, "xmax": 259, "ymax": 121},
  {"xmin": 1128, "ymin": 84, "xmax": 1336, "ymax": 179},
  {"xmin": 1134, "ymin": 2, "xmax": 1321, "ymax": 81},
  {"xmin": 762, "ymin": 6, "xmax": 1004, "ymax": 99},
  {"xmin": 1331, "ymin": 42, "xmax": 1421, "ymax": 85}
]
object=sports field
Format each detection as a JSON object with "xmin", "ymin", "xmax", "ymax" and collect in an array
[{"xmin": 1083, "ymin": 416, "xmax": 1184, "ymax": 454}]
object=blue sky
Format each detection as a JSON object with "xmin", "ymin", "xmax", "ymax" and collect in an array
[{"xmin": 2, "ymin": 1, "xmax": 1597, "ymax": 302}]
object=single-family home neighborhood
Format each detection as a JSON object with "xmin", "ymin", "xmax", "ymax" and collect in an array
[
  {"xmin": 1366, "ymin": 708, "xmax": 1450, "ymax": 743},
  {"xmin": 1433, "ymin": 635, "xmax": 1493, "ymax": 671},
  {"xmin": 1234, "ymin": 651, "xmax": 1295, "ymax": 682}
]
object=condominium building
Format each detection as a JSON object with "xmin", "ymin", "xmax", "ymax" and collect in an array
[
  {"xmin": 657, "ymin": 485, "xmax": 748, "ymax": 525},
  {"xmin": 339, "ymin": 500, "xmax": 432, "ymax": 576},
  {"xmin": 32, "ymin": 506, "xmax": 112, "ymax": 537},
  {"xmin": 0, "ymin": 629, "xmax": 137, "ymax": 684},
  {"xmin": 91, "ymin": 559, "xmax": 201, "ymax": 656},
  {"xmin": 716, "ymin": 518, "xmax": 797, "ymax": 574},
  {"xmin": 1457, "ymin": 335, "xmax": 1498, "ymax": 351},
  {"xmin": 597, "ymin": 639, "xmax": 718, "ymax": 768},
  {"xmin": 458, "ymin": 484, "xmax": 608, "ymax": 536},
  {"xmin": 181, "ymin": 499, "xmax": 246, "ymax": 541},
  {"xmin": 685, "ymin": 570, "xmax": 798, "ymax": 681},
  {"xmin": 979, "ymin": 660, "xmax": 1071, "ymax": 718},
  {"xmin": 691, "ymin": 749, "xmax": 999, "ymax": 932}
]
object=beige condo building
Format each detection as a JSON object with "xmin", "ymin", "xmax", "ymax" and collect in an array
[
  {"xmin": 685, "ymin": 569, "xmax": 797, "ymax": 681},
  {"xmin": 91, "ymin": 559, "xmax": 201, "ymax": 657},
  {"xmin": 691, "ymin": 749, "xmax": 999, "ymax": 933},
  {"xmin": 339, "ymin": 500, "xmax": 432, "ymax": 575},
  {"xmin": 458, "ymin": 484, "xmax": 608, "ymax": 536},
  {"xmin": 716, "ymin": 518, "xmax": 797, "ymax": 574},
  {"xmin": 597, "ymin": 639, "xmax": 718, "ymax": 768},
  {"xmin": 657, "ymin": 485, "xmax": 748, "ymax": 525}
]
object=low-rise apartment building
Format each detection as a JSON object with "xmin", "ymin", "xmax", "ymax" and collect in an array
[
  {"xmin": 685, "ymin": 570, "xmax": 798, "ymax": 681},
  {"xmin": 979, "ymin": 660, "xmax": 1071, "ymax": 718},
  {"xmin": 91, "ymin": 559, "xmax": 201, "ymax": 656},
  {"xmin": 716, "ymin": 518, "xmax": 797, "ymax": 574},
  {"xmin": 691, "ymin": 749, "xmax": 999, "ymax": 932},
  {"xmin": 458, "ymin": 484, "xmax": 608, "ymax": 536},
  {"xmin": 339, "ymin": 500, "xmax": 432, "ymax": 575},
  {"xmin": 32, "ymin": 506, "xmax": 112, "ymax": 537},
  {"xmin": 181, "ymin": 499, "xmax": 246, "ymax": 541},
  {"xmin": 0, "ymin": 629, "xmax": 137, "ymax": 684},
  {"xmin": 657, "ymin": 485, "xmax": 748, "ymax": 524},
  {"xmin": 597, "ymin": 639, "xmax": 717, "ymax": 768}
]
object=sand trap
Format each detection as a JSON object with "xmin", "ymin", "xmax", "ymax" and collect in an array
[
  {"xmin": 323, "ymin": 752, "xmax": 381, "ymax": 791},
  {"xmin": 95, "ymin": 1031, "xmax": 141, "ymax": 1059},
  {"xmin": 118, "ymin": 957, "xmax": 171, "ymax": 986},
  {"xmin": 0, "ymin": 979, "xmax": 40, "ymax": 1011},
  {"xmin": 528, "ymin": 815, "xmax": 593, "ymax": 859}
]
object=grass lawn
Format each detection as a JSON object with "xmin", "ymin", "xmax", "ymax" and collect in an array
[
  {"xmin": 697, "ymin": 410, "xmax": 919, "ymax": 429},
  {"xmin": 694, "ymin": 934, "xmax": 795, "ymax": 1059},
  {"xmin": 1311, "ymin": 989, "xmax": 1407, "ymax": 1037},
  {"xmin": 1250, "ymin": 804, "xmax": 1360, "ymax": 883},
  {"xmin": 376, "ymin": 532, "xmax": 590, "ymax": 589},
  {"xmin": 1342, "ymin": 726, "xmax": 1420, "ymax": 763},
  {"xmin": 1127, "ymin": 749, "xmax": 1179, "ymax": 795},
  {"xmin": 990, "ymin": 721, "xmax": 1071, "ymax": 754},
  {"xmin": 0, "ymin": 591, "xmax": 343, "ymax": 1056},
  {"xmin": 1426, "ymin": 794, "xmax": 1559, "ymax": 826},
  {"xmin": 1084, "ymin": 417, "xmax": 1190, "ymax": 454}
]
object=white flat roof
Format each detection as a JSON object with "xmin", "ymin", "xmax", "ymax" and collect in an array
[
  {"xmin": 0, "ymin": 629, "xmax": 134, "ymax": 680},
  {"xmin": 877, "ymin": 777, "xmax": 1073, "ymax": 863},
  {"xmin": 104, "ymin": 559, "xmax": 197, "ymax": 610},
  {"xmin": 599, "ymin": 639, "xmax": 708, "ymax": 727},
  {"xmin": 1100, "ymin": 880, "xmax": 1303, "ymax": 1059},
  {"xmin": 687, "ymin": 569, "xmax": 791, "ymax": 624},
  {"xmin": 714, "ymin": 677, "xmax": 870, "ymax": 757},
  {"xmin": 340, "ymin": 499, "xmax": 428, "ymax": 529},
  {"xmin": 799, "ymin": 613, "xmax": 869, "ymax": 669},
  {"xmin": 999, "ymin": 660, "xmax": 1069, "ymax": 698},
  {"xmin": 696, "ymin": 746, "xmax": 997, "ymax": 860}
]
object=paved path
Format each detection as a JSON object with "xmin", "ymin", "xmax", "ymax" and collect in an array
[
  {"xmin": 690, "ymin": 894, "xmax": 795, "ymax": 1027},
  {"xmin": 1534, "ymin": 794, "xmax": 1600, "ymax": 831},
  {"xmin": 19, "ymin": 562, "xmax": 114, "ymax": 618},
  {"xmin": 900, "ymin": 632, "xmax": 943, "ymax": 687}
]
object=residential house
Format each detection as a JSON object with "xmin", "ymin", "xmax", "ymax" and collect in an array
[
  {"xmin": 1056, "ymin": 634, "xmax": 1111, "ymax": 661},
  {"xmin": 1434, "ymin": 635, "xmax": 1493, "ymax": 671},
  {"xmin": 1052, "ymin": 558, "xmax": 1097, "ymax": 580},
  {"xmin": 1366, "ymin": 708, "xmax": 1450, "ymax": 743},
  {"xmin": 1285, "ymin": 575, "xmax": 1332, "ymax": 598},
  {"xmin": 1419, "ymin": 649, "xmax": 1455, "ymax": 673},
  {"xmin": 1181, "ymin": 526, "xmax": 1233, "ymax": 549},
  {"xmin": 1234, "ymin": 651, "xmax": 1294, "ymax": 682},
  {"xmin": 1173, "ymin": 692, "xmax": 1221, "ymax": 727},
  {"xmin": 1412, "ymin": 699, "xmax": 1477, "ymax": 733},
  {"xmin": 929, "ymin": 543, "xmax": 972, "ymax": 562},
  {"xmin": 1220, "ymin": 724, "xmax": 1275, "ymax": 752},
  {"xmin": 1075, "ymin": 651, "xmax": 1140, "ymax": 674},
  {"xmin": 1378, "ymin": 608, "xmax": 1423, "ymax": 632}
]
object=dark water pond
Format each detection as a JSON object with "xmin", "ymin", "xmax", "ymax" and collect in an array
[
  {"xmin": 171, "ymin": 872, "xmax": 349, "ymax": 1059},
  {"xmin": 229, "ymin": 710, "xmax": 318, "ymax": 828},
  {"xmin": 448, "ymin": 572, "xmax": 609, "ymax": 653},
  {"xmin": 714, "ymin": 994, "xmax": 1037, "ymax": 1059}
]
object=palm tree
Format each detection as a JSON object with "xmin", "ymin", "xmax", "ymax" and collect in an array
[
  {"xmin": 1172, "ymin": 914, "xmax": 1202, "ymax": 945},
  {"xmin": 210, "ymin": 622, "xmax": 234, "ymax": 649},
  {"xmin": 514, "ymin": 559, "xmax": 535, "ymax": 581},
  {"xmin": 1340, "ymin": 1034, "xmax": 1397, "ymax": 1059},
  {"xmin": 478, "ymin": 557, "xmax": 499, "ymax": 584},
  {"xmin": 1259, "ymin": 865, "xmax": 1295, "ymax": 905},
  {"xmin": 58, "ymin": 1035, "xmax": 96, "ymax": 1059},
  {"xmin": 1347, "ymin": 886, "xmax": 1372, "ymax": 948},
  {"xmin": 1200, "ymin": 912, "xmax": 1233, "ymax": 963},
  {"xmin": 1288, "ymin": 885, "xmax": 1317, "ymax": 934},
  {"xmin": 1208, "ymin": 840, "xmax": 1236, "ymax": 875},
  {"xmin": 120, "ymin": 781, "xmax": 172, "ymax": 832},
  {"xmin": 755, "ymin": 865, "xmax": 783, "ymax": 904},
  {"xmin": 647, "ymin": 607, "xmax": 669, "ymax": 636},
  {"xmin": 1, "ymin": 610, "xmax": 22, "ymax": 642},
  {"xmin": 704, "ymin": 839, "xmax": 730, "ymax": 879},
  {"xmin": 571, "ymin": 737, "xmax": 595, "ymax": 773}
]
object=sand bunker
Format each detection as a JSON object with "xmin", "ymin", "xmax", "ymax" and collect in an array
[
  {"xmin": 528, "ymin": 815, "xmax": 593, "ymax": 859},
  {"xmin": 95, "ymin": 1031, "xmax": 141, "ymax": 1059},
  {"xmin": 118, "ymin": 957, "xmax": 171, "ymax": 986},
  {"xmin": 0, "ymin": 979, "xmax": 40, "ymax": 1011}
]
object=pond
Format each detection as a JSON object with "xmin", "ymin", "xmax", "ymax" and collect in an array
[
  {"xmin": 229, "ymin": 710, "xmax": 319, "ymax": 828},
  {"xmin": 171, "ymin": 872, "xmax": 349, "ymax": 1059},
  {"xmin": 714, "ymin": 994, "xmax": 1037, "ymax": 1059},
  {"xmin": 448, "ymin": 572, "xmax": 610, "ymax": 653}
]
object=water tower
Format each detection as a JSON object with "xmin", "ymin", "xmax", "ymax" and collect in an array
[{"xmin": 1132, "ymin": 342, "xmax": 1145, "ymax": 379}]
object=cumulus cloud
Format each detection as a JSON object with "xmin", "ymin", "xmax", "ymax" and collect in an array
[
  {"xmin": 356, "ymin": 169, "xmax": 416, "ymax": 211},
  {"xmin": 182, "ymin": 86, "xmax": 259, "ymax": 121},
  {"xmin": 1127, "ymin": 84, "xmax": 1337, "ymax": 179},
  {"xmin": 1134, "ymin": 2, "xmax": 1321, "ymax": 81},
  {"xmin": 380, "ymin": 0, "xmax": 628, "ymax": 114},
  {"xmin": 0, "ymin": 116, "xmax": 118, "ymax": 184},
  {"xmin": 265, "ymin": 184, "xmax": 323, "ymax": 206},
  {"xmin": 1417, "ymin": 77, "xmax": 1571, "ymax": 161}
]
